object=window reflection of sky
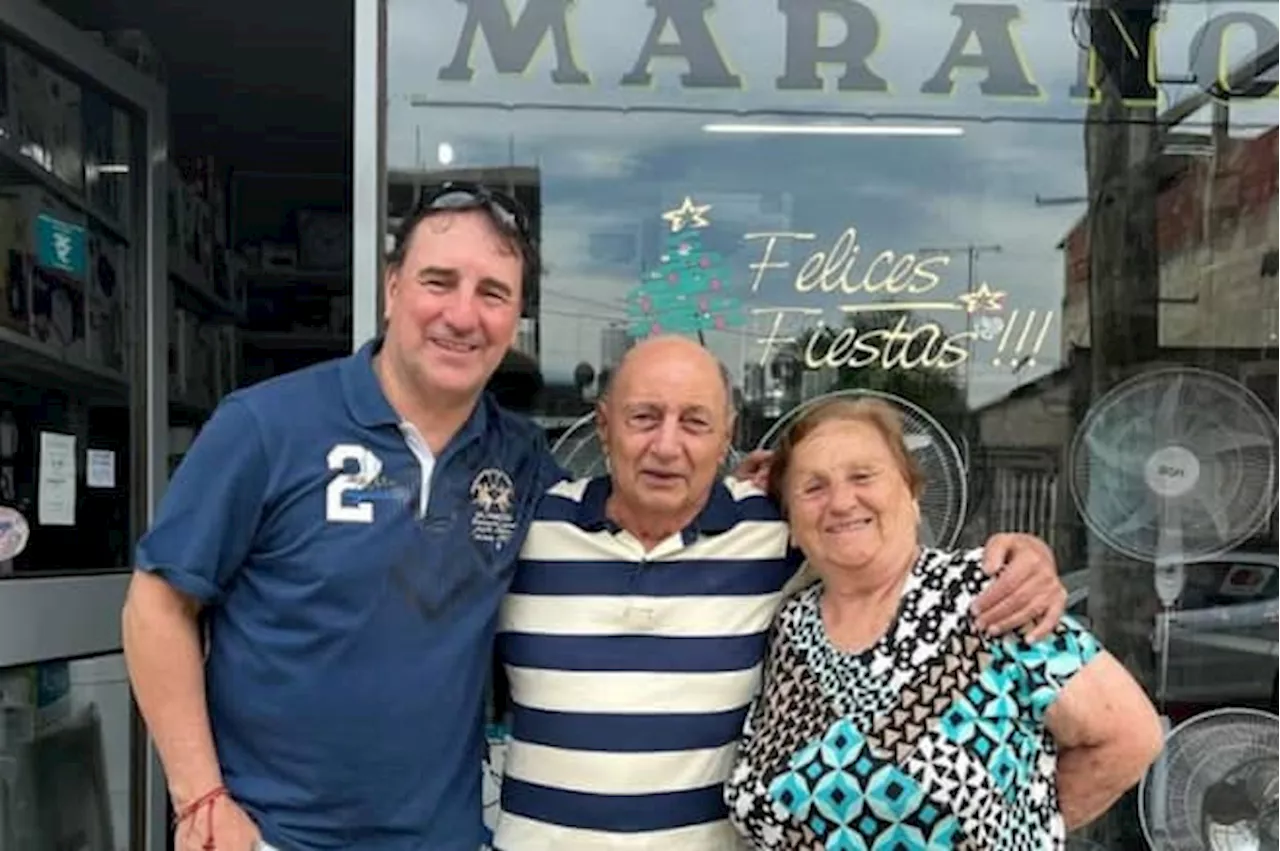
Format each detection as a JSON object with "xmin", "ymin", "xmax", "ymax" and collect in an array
[{"xmin": 386, "ymin": 0, "xmax": 1277, "ymax": 404}]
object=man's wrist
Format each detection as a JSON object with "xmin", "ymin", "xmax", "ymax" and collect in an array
[{"xmin": 169, "ymin": 771, "xmax": 225, "ymax": 808}]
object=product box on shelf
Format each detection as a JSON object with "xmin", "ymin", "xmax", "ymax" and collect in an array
[
  {"xmin": 166, "ymin": 164, "xmax": 182, "ymax": 250},
  {"xmin": 259, "ymin": 242, "xmax": 299, "ymax": 272},
  {"xmin": 181, "ymin": 188, "xmax": 214, "ymax": 287},
  {"xmin": 330, "ymin": 294, "xmax": 353, "ymax": 337},
  {"xmin": 189, "ymin": 323, "xmax": 219, "ymax": 409},
  {"xmin": 29, "ymin": 266, "xmax": 85, "ymax": 360},
  {"xmin": 4, "ymin": 45, "xmax": 85, "ymax": 191},
  {"xmin": 169, "ymin": 307, "xmax": 223, "ymax": 409},
  {"xmin": 168, "ymin": 308, "xmax": 188, "ymax": 399},
  {"xmin": 95, "ymin": 29, "xmax": 167, "ymax": 85},
  {"xmin": 179, "ymin": 155, "xmax": 227, "ymax": 245},
  {"xmin": 0, "ymin": 194, "xmax": 33, "ymax": 333},
  {"xmin": 0, "ymin": 185, "xmax": 89, "ymax": 357},
  {"xmin": 296, "ymin": 210, "xmax": 351, "ymax": 271},
  {"xmin": 82, "ymin": 91, "xmax": 132, "ymax": 226},
  {"xmin": 86, "ymin": 233, "xmax": 125, "ymax": 371},
  {"xmin": 215, "ymin": 325, "xmax": 238, "ymax": 397}
]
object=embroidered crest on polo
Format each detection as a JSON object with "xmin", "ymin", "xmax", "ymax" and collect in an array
[{"xmin": 470, "ymin": 468, "xmax": 517, "ymax": 548}]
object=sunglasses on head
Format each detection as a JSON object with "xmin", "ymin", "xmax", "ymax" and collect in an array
[{"xmin": 416, "ymin": 181, "xmax": 532, "ymax": 240}]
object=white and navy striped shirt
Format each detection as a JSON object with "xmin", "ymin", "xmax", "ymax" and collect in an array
[{"xmin": 492, "ymin": 476, "xmax": 809, "ymax": 850}]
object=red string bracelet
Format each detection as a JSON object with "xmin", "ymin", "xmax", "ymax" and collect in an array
[{"xmin": 174, "ymin": 785, "xmax": 227, "ymax": 851}]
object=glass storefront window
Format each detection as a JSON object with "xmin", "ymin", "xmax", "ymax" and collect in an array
[
  {"xmin": 0, "ymin": 30, "xmax": 147, "ymax": 576},
  {"xmin": 0, "ymin": 653, "xmax": 131, "ymax": 851},
  {"xmin": 386, "ymin": 0, "xmax": 1278, "ymax": 845}
]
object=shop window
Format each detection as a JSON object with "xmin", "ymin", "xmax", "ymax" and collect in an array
[{"xmin": 388, "ymin": 0, "xmax": 1279, "ymax": 845}]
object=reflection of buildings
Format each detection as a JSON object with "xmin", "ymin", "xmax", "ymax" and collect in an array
[
  {"xmin": 983, "ymin": 124, "xmax": 1280, "ymax": 545},
  {"xmin": 974, "ymin": 126, "xmax": 1279, "ymax": 561},
  {"xmin": 598, "ymin": 324, "xmax": 632, "ymax": 393},
  {"xmin": 1060, "ymin": 128, "xmax": 1278, "ymax": 353}
]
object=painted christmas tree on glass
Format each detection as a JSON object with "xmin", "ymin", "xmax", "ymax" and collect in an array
[{"xmin": 625, "ymin": 196, "xmax": 745, "ymax": 342}]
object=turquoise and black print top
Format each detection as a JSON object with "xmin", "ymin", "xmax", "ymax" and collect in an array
[{"xmin": 724, "ymin": 548, "xmax": 1101, "ymax": 851}]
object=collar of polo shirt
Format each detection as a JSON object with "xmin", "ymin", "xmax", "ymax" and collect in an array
[
  {"xmin": 340, "ymin": 337, "xmax": 490, "ymax": 439},
  {"xmin": 573, "ymin": 475, "xmax": 742, "ymax": 543}
]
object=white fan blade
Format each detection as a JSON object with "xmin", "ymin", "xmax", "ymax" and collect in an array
[
  {"xmin": 1200, "ymin": 426, "xmax": 1276, "ymax": 456},
  {"xmin": 1108, "ymin": 501, "xmax": 1159, "ymax": 540},
  {"xmin": 1155, "ymin": 371, "xmax": 1185, "ymax": 437},
  {"xmin": 1083, "ymin": 429, "xmax": 1142, "ymax": 472},
  {"xmin": 1190, "ymin": 487, "xmax": 1236, "ymax": 540}
]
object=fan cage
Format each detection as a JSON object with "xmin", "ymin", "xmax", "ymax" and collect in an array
[
  {"xmin": 1068, "ymin": 366, "xmax": 1280, "ymax": 563},
  {"xmin": 754, "ymin": 389, "xmax": 969, "ymax": 550},
  {"xmin": 1138, "ymin": 706, "xmax": 1280, "ymax": 851}
]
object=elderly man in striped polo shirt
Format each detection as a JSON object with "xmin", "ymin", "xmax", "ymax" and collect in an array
[{"xmin": 492, "ymin": 335, "xmax": 1065, "ymax": 851}]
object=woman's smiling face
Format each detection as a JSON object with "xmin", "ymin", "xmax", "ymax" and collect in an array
[{"xmin": 784, "ymin": 418, "xmax": 919, "ymax": 574}]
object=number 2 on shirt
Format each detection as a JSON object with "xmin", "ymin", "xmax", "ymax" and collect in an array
[{"xmin": 326, "ymin": 443, "xmax": 383, "ymax": 523}]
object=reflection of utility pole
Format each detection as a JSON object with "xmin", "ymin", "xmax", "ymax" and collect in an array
[
  {"xmin": 918, "ymin": 243, "xmax": 1003, "ymax": 401},
  {"xmin": 1080, "ymin": 0, "xmax": 1161, "ymax": 845}
]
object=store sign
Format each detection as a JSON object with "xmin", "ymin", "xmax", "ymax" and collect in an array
[
  {"xmin": 743, "ymin": 228, "xmax": 1053, "ymax": 372},
  {"xmin": 35, "ymin": 214, "xmax": 87, "ymax": 280},
  {"xmin": 439, "ymin": 0, "xmax": 1278, "ymax": 103}
]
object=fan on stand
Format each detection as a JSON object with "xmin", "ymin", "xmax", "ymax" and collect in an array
[
  {"xmin": 1139, "ymin": 708, "xmax": 1278, "ymax": 851},
  {"xmin": 550, "ymin": 412, "xmax": 744, "ymax": 480},
  {"xmin": 1067, "ymin": 366, "xmax": 1279, "ymax": 850},
  {"xmin": 755, "ymin": 389, "xmax": 968, "ymax": 549}
]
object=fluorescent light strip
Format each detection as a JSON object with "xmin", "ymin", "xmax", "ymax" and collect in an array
[{"xmin": 702, "ymin": 123, "xmax": 964, "ymax": 137}]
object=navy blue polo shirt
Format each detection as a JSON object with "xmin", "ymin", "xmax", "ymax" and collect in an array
[{"xmin": 136, "ymin": 340, "xmax": 563, "ymax": 851}]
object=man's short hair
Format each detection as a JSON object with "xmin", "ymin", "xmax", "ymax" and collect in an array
[{"xmin": 387, "ymin": 185, "xmax": 542, "ymax": 297}]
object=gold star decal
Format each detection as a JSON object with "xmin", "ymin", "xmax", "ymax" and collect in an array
[
  {"xmin": 958, "ymin": 281, "xmax": 1006, "ymax": 313},
  {"xmin": 661, "ymin": 196, "xmax": 712, "ymax": 233}
]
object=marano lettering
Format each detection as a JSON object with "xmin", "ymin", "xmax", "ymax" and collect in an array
[{"xmin": 440, "ymin": 0, "xmax": 1278, "ymax": 103}]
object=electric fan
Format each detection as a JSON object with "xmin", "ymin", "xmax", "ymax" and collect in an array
[
  {"xmin": 550, "ymin": 412, "xmax": 744, "ymax": 479},
  {"xmin": 1067, "ymin": 367, "xmax": 1279, "ymax": 702},
  {"xmin": 1068, "ymin": 366, "xmax": 1278, "ymax": 565},
  {"xmin": 1139, "ymin": 707, "xmax": 1279, "ymax": 851},
  {"xmin": 755, "ymin": 389, "xmax": 969, "ymax": 549}
]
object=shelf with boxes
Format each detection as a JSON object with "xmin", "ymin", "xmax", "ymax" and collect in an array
[
  {"xmin": 166, "ymin": 157, "xmax": 243, "ymax": 420},
  {"xmin": 231, "ymin": 188, "xmax": 352, "ymax": 387},
  {"xmin": 0, "ymin": 34, "xmax": 136, "ymax": 403},
  {"xmin": 0, "ymin": 178, "xmax": 131, "ymax": 403}
]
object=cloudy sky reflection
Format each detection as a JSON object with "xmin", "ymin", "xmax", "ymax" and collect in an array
[{"xmin": 386, "ymin": 0, "xmax": 1278, "ymax": 405}]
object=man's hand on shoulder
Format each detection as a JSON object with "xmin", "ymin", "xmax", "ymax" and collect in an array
[
  {"xmin": 730, "ymin": 449, "xmax": 773, "ymax": 491},
  {"xmin": 972, "ymin": 533, "xmax": 1066, "ymax": 642}
]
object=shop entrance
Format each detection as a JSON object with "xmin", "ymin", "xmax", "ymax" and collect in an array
[{"xmin": 0, "ymin": 0, "xmax": 358, "ymax": 848}]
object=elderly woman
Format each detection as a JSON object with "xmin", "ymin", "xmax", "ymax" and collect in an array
[{"xmin": 725, "ymin": 398, "xmax": 1163, "ymax": 850}]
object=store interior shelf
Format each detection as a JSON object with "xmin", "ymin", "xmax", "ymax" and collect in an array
[
  {"xmin": 0, "ymin": 137, "xmax": 130, "ymax": 244},
  {"xmin": 240, "ymin": 266, "xmax": 350, "ymax": 294},
  {"xmin": 0, "ymin": 325, "xmax": 127, "ymax": 402},
  {"xmin": 241, "ymin": 330, "xmax": 347, "ymax": 351},
  {"xmin": 169, "ymin": 396, "xmax": 213, "ymax": 422},
  {"xmin": 171, "ymin": 266, "xmax": 242, "ymax": 321}
]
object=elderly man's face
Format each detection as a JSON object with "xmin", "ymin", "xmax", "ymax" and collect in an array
[{"xmin": 599, "ymin": 339, "xmax": 733, "ymax": 526}]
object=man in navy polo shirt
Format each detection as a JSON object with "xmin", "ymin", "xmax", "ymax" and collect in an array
[{"xmin": 122, "ymin": 184, "xmax": 562, "ymax": 851}]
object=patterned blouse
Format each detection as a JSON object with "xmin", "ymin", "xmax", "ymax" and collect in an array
[{"xmin": 724, "ymin": 548, "xmax": 1100, "ymax": 851}]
